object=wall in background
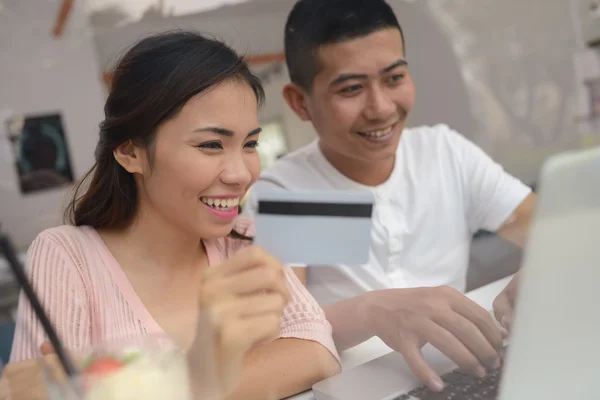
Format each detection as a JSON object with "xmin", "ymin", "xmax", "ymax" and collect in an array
[
  {"xmin": 426, "ymin": 0, "xmax": 584, "ymax": 184},
  {"xmin": 0, "ymin": 0, "xmax": 105, "ymax": 249}
]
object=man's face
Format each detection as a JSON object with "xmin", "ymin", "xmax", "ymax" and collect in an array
[{"xmin": 302, "ymin": 28, "xmax": 415, "ymax": 165}]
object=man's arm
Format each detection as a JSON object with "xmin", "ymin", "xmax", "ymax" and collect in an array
[
  {"xmin": 322, "ymin": 294, "xmax": 375, "ymax": 351},
  {"xmin": 492, "ymin": 192, "xmax": 536, "ymax": 329},
  {"xmin": 496, "ymin": 192, "xmax": 536, "ymax": 249},
  {"xmin": 448, "ymin": 127, "xmax": 535, "ymax": 330}
]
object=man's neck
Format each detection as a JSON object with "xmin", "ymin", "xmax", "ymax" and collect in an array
[{"xmin": 319, "ymin": 143, "xmax": 395, "ymax": 187}]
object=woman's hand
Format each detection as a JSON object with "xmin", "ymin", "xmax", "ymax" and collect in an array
[
  {"xmin": 188, "ymin": 246, "xmax": 290, "ymax": 398},
  {"xmin": 3, "ymin": 355, "xmax": 66, "ymax": 400}
]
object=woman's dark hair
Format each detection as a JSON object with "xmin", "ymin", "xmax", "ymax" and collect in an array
[{"xmin": 65, "ymin": 31, "xmax": 263, "ymax": 240}]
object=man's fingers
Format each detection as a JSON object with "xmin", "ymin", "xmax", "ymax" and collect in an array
[
  {"xmin": 494, "ymin": 276, "xmax": 519, "ymax": 332},
  {"xmin": 451, "ymin": 296, "xmax": 505, "ymax": 352},
  {"xmin": 500, "ymin": 315, "xmax": 512, "ymax": 332},
  {"xmin": 493, "ymin": 294, "xmax": 513, "ymax": 331},
  {"xmin": 425, "ymin": 322, "xmax": 486, "ymax": 378},
  {"xmin": 436, "ymin": 313, "xmax": 501, "ymax": 369},
  {"xmin": 400, "ymin": 342, "xmax": 445, "ymax": 392}
]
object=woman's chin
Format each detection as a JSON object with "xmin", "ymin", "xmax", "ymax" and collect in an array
[{"xmin": 198, "ymin": 224, "xmax": 236, "ymax": 240}]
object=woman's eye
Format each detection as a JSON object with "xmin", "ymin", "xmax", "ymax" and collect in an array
[
  {"xmin": 245, "ymin": 140, "xmax": 259, "ymax": 149},
  {"xmin": 197, "ymin": 141, "xmax": 223, "ymax": 149}
]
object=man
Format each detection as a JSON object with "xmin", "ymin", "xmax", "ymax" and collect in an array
[{"xmin": 244, "ymin": 0, "xmax": 535, "ymax": 392}]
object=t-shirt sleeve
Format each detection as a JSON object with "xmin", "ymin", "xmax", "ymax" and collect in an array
[
  {"xmin": 443, "ymin": 126, "xmax": 532, "ymax": 233},
  {"xmin": 225, "ymin": 217, "xmax": 340, "ymax": 364},
  {"xmin": 10, "ymin": 231, "xmax": 91, "ymax": 362}
]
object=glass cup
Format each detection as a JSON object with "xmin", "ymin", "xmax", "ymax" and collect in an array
[{"xmin": 42, "ymin": 336, "xmax": 192, "ymax": 400}]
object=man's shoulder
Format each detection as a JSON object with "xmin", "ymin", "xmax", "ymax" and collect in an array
[
  {"xmin": 259, "ymin": 140, "xmax": 322, "ymax": 188},
  {"xmin": 401, "ymin": 124, "xmax": 472, "ymax": 158},
  {"xmin": 403, "ymin": 123, "xmax": 462, "ymax": 145}
]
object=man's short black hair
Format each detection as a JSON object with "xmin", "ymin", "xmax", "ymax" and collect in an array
[{"xmin": 284, "ymin": 0, "xmax": 404, "ymax": 92}]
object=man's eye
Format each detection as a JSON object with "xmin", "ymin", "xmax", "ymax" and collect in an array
[{"xmin": 340, "ymin": 85, "xmax": 362, "ymax": 94}]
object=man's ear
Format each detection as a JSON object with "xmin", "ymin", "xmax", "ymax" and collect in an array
[
  {"xmin": 282, "ymin": 83, "xmax": 312, "ymax": 121},
  {"xmin": 113, "ymin": 140, "xmax": 146, "ymax": 174}
]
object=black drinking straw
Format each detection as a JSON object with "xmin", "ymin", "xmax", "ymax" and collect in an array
[{"xmin": 0, "ymin": 232, "xmax": 79, "ymax": 378}]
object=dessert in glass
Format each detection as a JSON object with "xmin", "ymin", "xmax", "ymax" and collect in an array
[{"xmin": 43, "ymin": 336, "xmax": 192, "ymax": 400}]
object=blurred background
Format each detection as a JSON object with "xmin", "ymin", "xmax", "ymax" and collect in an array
[{"xmin": 0, "ymin": 0, "xmax": 599, "ymax": 358}]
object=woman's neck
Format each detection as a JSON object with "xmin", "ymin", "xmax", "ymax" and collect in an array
[{"xmin": 99, "ymin": 205, "xmax": 207, "ymax": 277}]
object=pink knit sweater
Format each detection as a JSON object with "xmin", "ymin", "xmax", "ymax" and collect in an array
[{"xmin": 10, "ymin": 217, "xmax": 339, "ymax": 363}]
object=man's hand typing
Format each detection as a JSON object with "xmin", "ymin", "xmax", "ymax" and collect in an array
[{"xmin": 360, "ymin": 286, "xmax": 507, "ymax": 392}]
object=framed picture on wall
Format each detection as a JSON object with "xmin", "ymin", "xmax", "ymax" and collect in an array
[{"xmin": 5, "ymin": 113, "xmax": 74, "ymax": 194}]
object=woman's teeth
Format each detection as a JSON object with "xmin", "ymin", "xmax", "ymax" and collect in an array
[
  {"xmin": 200, "ymin": 197, "xmax": 240, "ymax": 210},
  {"xmin": 358, "ymin": 124, "xmax": 394, "ymax": 138}
]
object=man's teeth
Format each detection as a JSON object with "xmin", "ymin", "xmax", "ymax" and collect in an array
[
  {"xmin": 359, "ymin": 125, "xmax": 394, "ymax": 138},
  {"xmin": 200, "ymin": 197, "xmax": 240, "ymax": 210}
]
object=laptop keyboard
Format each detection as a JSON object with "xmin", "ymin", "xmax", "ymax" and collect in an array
[{"xmin": 393, "ymin": 364, "xmax": 503, "ymax": 400}]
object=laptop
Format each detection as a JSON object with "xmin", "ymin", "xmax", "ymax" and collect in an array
[{"xmin": 312, "ymin": 145, "xmax": 600, "ymax": 400}]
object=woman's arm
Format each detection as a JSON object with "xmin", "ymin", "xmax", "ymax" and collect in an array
[
  {"xmin": 219, "ymin": 218, "xmax": 341, "ymax": 398},
  {"xmin": 10, "ymin": 230, "xmax": 90, "ymax": 362},
  {"xmin": 227, "ymin": 337, "xmax": 340, "ymax": 400},
  {"xmin": 225, "ymin": 267, "xmax": 341, "ymax": 399}
]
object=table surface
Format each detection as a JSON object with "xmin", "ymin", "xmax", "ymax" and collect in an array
[{"xmin": 286, "ymin": 275, "xmax": 512, "ymax": 400}]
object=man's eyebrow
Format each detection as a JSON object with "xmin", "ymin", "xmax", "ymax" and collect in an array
[
  {"xmin": 330, "ymin": 59, "xmax": 408, "ymax": 87},
  {"xmin": 381, "ymin": 59, "xmax": 408, "ymax": 73},
  {"xmin": 330, "ymin": 73, "xmax": 369, "ymax": 87}
]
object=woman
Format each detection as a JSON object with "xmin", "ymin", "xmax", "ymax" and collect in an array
[{"xmin": 8, "ymin": 31, "xmax": 340, "ymax": 399}]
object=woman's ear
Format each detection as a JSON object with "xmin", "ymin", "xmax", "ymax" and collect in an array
[
  {"xmin": 113, "ymin": 140, "xmax": 146, "ymax": 174},
  {"xmin": 282, "ymin": 83, "xmax": 311, "ymax": 121}
]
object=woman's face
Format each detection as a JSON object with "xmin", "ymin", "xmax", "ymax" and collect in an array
[{"xmin": 135, "ymin": 80, "xmax": 261, "ymax": 239}]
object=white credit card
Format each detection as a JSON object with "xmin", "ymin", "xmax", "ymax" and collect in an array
[{"xmin": 254, "ymin": 189, "xmax": 374, "ymax": 266}]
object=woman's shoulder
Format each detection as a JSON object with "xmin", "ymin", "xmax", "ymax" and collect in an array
[
  {"xmin": 33, "ymin": 224, "xmax": 92, "ymax": 250},
  {"xmin": 29, "ymin": 225, "xmax": 98, "ymax": 272}
]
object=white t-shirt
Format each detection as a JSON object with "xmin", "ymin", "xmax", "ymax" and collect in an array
[{"xmin": 244, "ymin": 124, "xmax": 531, "ymax": 305}]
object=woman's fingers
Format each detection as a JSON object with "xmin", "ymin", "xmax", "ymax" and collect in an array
[{"xmin": 200, "ymin": 247, "xmax": 289, "ymax": 308}]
